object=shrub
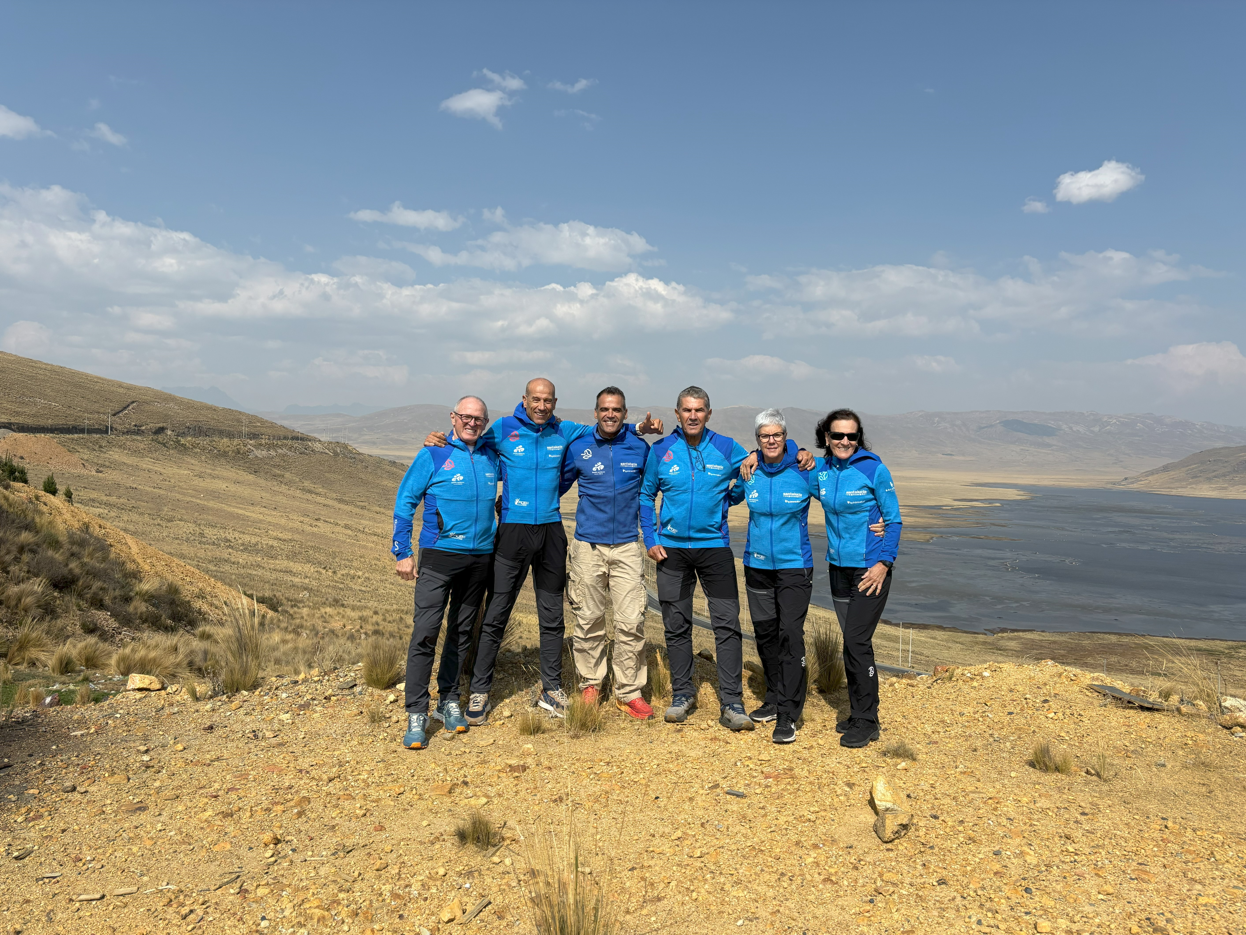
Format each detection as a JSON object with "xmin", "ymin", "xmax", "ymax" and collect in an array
[
  {"xmin": 521, "ymin": 823, "xmax": 619, "ymax": 935},
  {"xmin": 4, "ymin": 578, "xmax": 53, "ymax": 622},
  {"xmin": 50, "ymin": 643, "xmax": 77, "ymax": 675},
  {"xmin": 1030, "ymin": 740, "xmax": 1074, "ymax": 774},
  {"xmin": 42, "ymin": 474, "xmax": 58, "ymax": 496},
  {"xmin": 64, "ymin": 487, "xmax": 73, "ymax": 505},
  {"xmin": 72, "ymin": 636, "xmax": 110, "ymax": 670},
  {"xmin": 361, "ymin": 638, "xmax": 403, "ymax": 690},
  {"xmin": 810, "ymin": 621, "xmax": 846, "ymax": 694},
  {"xmin": 0, "ymin": 660, "xmax": 11, "ymax": 685},
  {"xmin": 211, "ymin": 596, "xmax": 266, "ymax": 693},
  {"xmin": 455, "ymin": 810, "xmax": 500, "ymax": 849},
  {"xmin": 1, "ymin": 455, "xmax": 28, "ymax": 485},
  {"xmin": 881, "ymin": 739, "xmax": 918, "ymax": 761},
  {"xmin": 112, "ymin": 634, "xmax": 193, "ymax": 680},
  {"xmin": 75, "ymin": 682, "xmax": 92, "ymax": 705},
  {"xmin": 28, "ymin": 686, "xmax": 46, "ymax": 708},
  {"xmin": 5, "ymin": 622, "xmax": 51, "ymax": 666},
  {"xmin": 565, "ymin": 694, "xmax": 605, "ymax": 737},
  {"xmin": 365, "ymin": 698, "xmax": 387, "ymax": 724}
]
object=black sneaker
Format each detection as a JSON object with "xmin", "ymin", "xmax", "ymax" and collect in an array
[
  {"xmin": 772, "ymin": 717, "xmax": 797, "ymax": 744},
  {"xmin": 836, "ymin": 716, "xmax": 881, "ymax": 734},
  {"xmin": 839, "ymin": 718, "xmax": 880, "ymax": 748},
  {"xmin": 749, "ymin": 703, "xmax": 778, "ymax": 723}
]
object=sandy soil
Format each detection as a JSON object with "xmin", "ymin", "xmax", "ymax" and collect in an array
[{"xmin": 1, "ymin": 435, "xmax": 95, "ymax": 474}]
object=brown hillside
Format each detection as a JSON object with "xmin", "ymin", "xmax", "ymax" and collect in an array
[
  {"xmin": 0, "ymin": 351, "xmax": 304, "ymax": 438},
  {"xmin": 1120, "ymin": 444, "xmax": 1246, "ymax": 498}
]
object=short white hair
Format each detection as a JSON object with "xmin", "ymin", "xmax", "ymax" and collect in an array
[
  {"xmin": 454, "ymin": 395, "xmax": 489, "ymax": 421},
  {"xmin": 755, "ymin": 408, "xmax": 787, "ymax": 439}
]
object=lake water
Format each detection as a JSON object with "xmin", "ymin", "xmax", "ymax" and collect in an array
[{"xmin": 741, "ymin": 486, "xmax": 1246, "ymax": 641}]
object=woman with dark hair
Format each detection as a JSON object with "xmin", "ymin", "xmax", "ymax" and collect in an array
[{"xmin": 810, "ymin": 407, "xmax": 901, "ymax": 748}]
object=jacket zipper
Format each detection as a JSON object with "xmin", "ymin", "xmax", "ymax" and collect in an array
[{"xmin": 767, "ymin": 469, "xmax": 775, "ymax": 568}]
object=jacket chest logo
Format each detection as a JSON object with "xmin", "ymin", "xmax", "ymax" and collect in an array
[
  {"xmin": 441, "ymin": 458, "xmax": 455, "ymax": 471},
  {"xmin": 507, "ymin": 431, "xmax": 521, "ymax": 441},
  {"xmin": 512, "ymin": 445, "xmax": 525, "ymax": 455},
  {"xmin": 580, "ymin": 449, "xmax": 593, "ymax": 459},
  {"xmin": 662, "ymin": 450, "xmax": 674, "ymax": 462},
  {"xmin": 591, "ymin": 462, "xmax": 606, "ymax": 474}
]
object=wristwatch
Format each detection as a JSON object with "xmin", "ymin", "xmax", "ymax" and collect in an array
[{"xmin": 879, "ymin": 560, "xmax": 894, "ymax": 569}]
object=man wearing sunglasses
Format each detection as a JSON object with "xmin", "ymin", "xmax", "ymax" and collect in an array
[
  {"xmin": 393, "ymin": 395, "xmax": 499, "ymax": 750},
  {"xmin": 424, "ymin": 378, "xmax": 662, "ymax": 724}
]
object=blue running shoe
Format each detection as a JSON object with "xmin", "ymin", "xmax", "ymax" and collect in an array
[
  {"xmin": 537, "ymin": 688, "xmax": 570, "ymax": 718},
  {"xmin": 435, "ymin": 699, "xmax": 469, "ymax": 733},
  {"xmin": 402, "ymin": 713, "xmax": 430, "ymax": 749},
  {"xmin": 664, "ymin": 693, "xmax": 697, "ymax": 723}
]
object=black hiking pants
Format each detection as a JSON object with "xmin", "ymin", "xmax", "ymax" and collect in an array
[
  {"xmin": 470, "ymin": 522, "xmax": 568, "ymax": 695},
  {"xmin": 404, "ymin": 549, "xmax": 491, "ymax": 715},
  {"xmin": 744, "ymin": 566, "xmax": 813, "ymax": 723},
  {"xmin": 656, "ymin": 546, "xmax": 744, "ymax": 706},
  {"xmin": 829, "ymin": 563, "xmax": 892, "ymax": 725}
]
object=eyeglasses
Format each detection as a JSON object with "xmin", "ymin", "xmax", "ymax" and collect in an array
[
  {"xmin": 452, "ymin": 413, "xmax": 487, "ymax": 426},
  {"xmin": 758, "ymin": 432, "xmax": 786, "ymax": 442},
  {"xmin": 828, "ymin": 432, "xmax": 859, "ymax": 442}
]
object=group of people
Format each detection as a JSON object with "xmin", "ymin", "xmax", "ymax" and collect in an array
[{"xmin": 390, "ymin": 379, "xmax": 901, "ymax": 748}]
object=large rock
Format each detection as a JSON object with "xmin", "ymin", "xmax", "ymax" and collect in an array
[
  {"xmin": 874, "ymin": 810, "xmax": 913, "ymax": 843},
  {"xmin": 869, "ymin": 776, "xmax": 899, "ymax": 815},
  {"xmin": 126, "ymin": 673, "xmax": 164, "ymax": 691}
]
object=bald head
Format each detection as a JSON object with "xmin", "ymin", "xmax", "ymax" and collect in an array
[{"xmin": 522, "ymin": 376, "xmax": 557, "ymax": 425}]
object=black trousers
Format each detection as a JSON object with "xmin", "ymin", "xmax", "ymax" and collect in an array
[
  {"xmin": 470, "ymin": 522, "xmax": 569, "ymax": 695},
  {"xmin": 655, "ymin": 546, "xmax": 744, "ymax": 706},
  {"xmin": 744, "ymin": 566, "xmax": 813, "ymax": 723},
  {"xmin": 403, "ymin": 549, "xmax": 492, "ymax": 715},
  {"xmin": 829, "ymin": 563, "xmax": 892, "ymax": 724}
]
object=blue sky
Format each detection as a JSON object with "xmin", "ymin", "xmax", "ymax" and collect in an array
[{"xmin": 1, "ymin": 2, "xmax": 1244, "ymax": 422}]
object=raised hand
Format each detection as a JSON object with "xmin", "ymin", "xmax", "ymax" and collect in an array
[
  {"xmin": 636, "ymin": 412, "xmax": 664, "ymax": 435},
  {"xmin": 424, "ymin": 431, "xmax": 448, "ymax": 447},
  {"xmin": 796, "ymin": 448, "xmax": 816, "ymax": 470},
  {"xmin": 739, "ymin": 451, "xmax": 759, "ymax": 481}
]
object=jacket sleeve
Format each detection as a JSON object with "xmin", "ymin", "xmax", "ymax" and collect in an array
[
  {"xmin": 873, "ymin": 462, "xmax": 903, "ymax": 563},
  {"xmin": 559, "ymin": 445, "xmax": 579, "ymax": 496},
  {"xmin": 558, "ymin": 419, "xmax": 595, "ymax": 444},
  {"xmin": 728, "ymin": 439, "xmax": 750, "ymax": 479},
  {"xmin": 639, "ymin": 452, "xmax": 661, "ymax": 550},
  {"xmin": 392, "ymin": 451, "xmax": 434, "ymax": 560},
  {"xmin": 728, "ymin": 478, "xmax": 749, "ymax": 506}
]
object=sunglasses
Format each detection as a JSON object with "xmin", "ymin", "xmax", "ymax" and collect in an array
[{"xmin": 828, "ymin": 432, "xmax": 860, "ymax": 441}]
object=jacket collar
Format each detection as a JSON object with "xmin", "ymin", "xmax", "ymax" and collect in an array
[
  {"xmin": 758, "ymin": 439, "xmax": 799, "ymax": 475},
  {"xmin": 673, "ymin": 424, "xmax": 718, "ymax": 448},
  {"xmin": 447, "ymin": 431, "xmax": 476, "ymax": 453},
  {"xmin": 830, "ymin": 448, "xmax": 879, "ymax": 469},
  {"xmin": 593, "ymin": 422, "xmax": 635, "ymax": 444},
  {"xmin": 512, "ymin": 401, "xmax": 560, "ymax": 432}
]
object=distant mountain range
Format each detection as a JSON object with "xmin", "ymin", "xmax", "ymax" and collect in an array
[{"xmin": 1120, "ymin": 445, "xmax": 1246, "ymax": 496}]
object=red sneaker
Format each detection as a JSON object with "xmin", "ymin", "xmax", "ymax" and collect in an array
[
  {"xmin": 581, "ymin": 686, "xmax": 601, "ymax": 706},
  {"xmin": 616, "ymin": 697, "xmax": 654, "ymax": 720}
]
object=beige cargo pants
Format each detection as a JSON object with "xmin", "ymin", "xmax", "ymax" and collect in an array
[{"xmin": 567, "ymin": 537, "xmax": 648, "ymax": 702}]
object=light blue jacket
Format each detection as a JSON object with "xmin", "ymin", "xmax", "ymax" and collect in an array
[
  {"xmin": 810, "ymin": 450, "xmax": 902, "ymax": 567},
  {"xmin": 479, "ymin": 403, "xmax": 594, "ymax": 525},
  {"xmin": 729, "ymin": 441, "xmax": 814, "ymax": 569},
  {"xmin": 639, "ymin": 427, "xmax": 748, "ymax": 550},
  {"xmin": 391, "ymin": 434, "xmax": 500, "ymax": 558}
]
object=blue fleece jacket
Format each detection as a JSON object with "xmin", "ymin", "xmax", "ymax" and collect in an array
[
  {"xmin": 810, "ymin": 450, "xmax": 902, "ymax": 567},
  {"xmin": 729, "ymin": 440, "xmax": 814, "ymax": 569},
  {"xmin": 391, "ymin": 434, "xmax": 500, "ymax": 558},
  {"xmin": 639, "ymin": 426, "xmax": 749, "ymax": 550},
  {"xmin": 560, "ymin": 424, "xmax": 651, "ymax": 545},
  {"xmin": 478, "ymin": 403, "xmax": 594, "ymax": 525}
]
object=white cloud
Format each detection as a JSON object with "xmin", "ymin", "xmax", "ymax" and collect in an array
[
  {"xmin": 331, "ymin": 255, "xmax": 418, "ymax": 281},
  {"xmin": 1054, "ymin": 160, "xmax": 1144, "ymax": 204},
  {"xmin": 401, "ymin": 219, "xmax": 655, "ymax": 272},
  {"xmin": 87, "ymin": 122, "xmax": 127, "ymax": 146},
  {"xmin": 555, "ymin": 109, "xmax": 601, "ymax": 130},
  {"xmin": 348, "ymin": 202, "xmax": 463, "ymax": 230},
  {"xmin": 548, "ymin": 78, "xmax": 596, "ymax": 94},
  {"xmin": 309, "ymin": 350, "xmax": 408, "ymax": 385},
  {"xmin": 703, "ymin": 355, "xmax": 829, "ymax": 381},
  {"xmin": 2, "ymin": 320, "xmax": 51, "ymax": 355},
  {"xmin": 1022, "ymin": 197, "xmax": 1050, "ymax": 214},
  {"xmin": 481, "ymin": 69, "xmax": 526, "ymax": 92},
  {"xmin": 1127, "ymin": 342, "xmax": 1246, "ymax": 390},
  {"xmin": 910, "ymin": 354, "xmax": 961, "ymax": 374},
  {"xmin": 0, "ymin": 104, "xmax": 45, "ymax": 140},
  {"xmin": 440, "ymin": 88, "xmax": 514, "ymax": 129},
  {"xmin": 450, "ymin": 349, "xmax": 553, "ymax": 366}
]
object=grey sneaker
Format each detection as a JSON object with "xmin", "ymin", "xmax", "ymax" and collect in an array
[
  {"xmin": 719, "ymin": 703, "xmax": 755, "ymax": 732},
  {"xmin": 402, "ymin": 713, "xmax": 430, "ymax": 749},
  {"xmin": 664, "ymin": 693, "xmax": 697, "ymax": 723},
  {"xmin": 537, "ymin": 688, "xmax": 570, "ymax": 718},
  {"xmin": 465, "ymin": 693, "xmax": 491, "ymax": 726}
]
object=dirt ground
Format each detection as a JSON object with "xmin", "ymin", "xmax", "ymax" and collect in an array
[{"xmin": 2, "ymin": 644, "xmax": 1243, "ymax": 935}]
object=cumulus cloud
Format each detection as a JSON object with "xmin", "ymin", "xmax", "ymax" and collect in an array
[
  {"xmin": 2, "ymin": 320, "xmax": 51, "ymax": 355},
  {"xmin": 401, "ymin": 220, "xmax": 655, "ymax": 272},
  {"xmin": 348, "ymin": 202, "xmax": 463, "ymax": 230},
  {"xmin": 1022, "ymin": 197, "xmax": 1050, "ymax": 214},
  {"xmin": 87, "ymin": 122, "xmax": 127, "ymax": 146},
  {"xmin": 331, "ymin": 256, "xmax": 418, "ymax": 281},
  {"xmin": 1127, "ymin": 342, "xmax": 1246, "ymax": 390},
  {"xmin": 440, "ymin": 70, "xmax": 526, "ymax": 129},
  {"xmin": 1054, "ymin": 160, "xmax": 1144, "ymax": 204},
  {"xmin": 703, "ymin": 355, "xmax": 830, "ymax": 382},
  {"xmin": 0, "ymin": 103, "xmax": 45, "ymax": 139},
  {"xmin": 910, "ymin": 355, "xmax": 961, "ymax": 374},
  {"xmin": 481, "ymin": 69, "xmax": 526, "ymax": 92},
  {"xmin": 450, "ymin": 349, "xmax": 553, "ymax": 366},
  {"xmin": 548, "ymin": 78, "xmax": 596, "ymax": 94},
  {"xmin": 309, "ymin": 350, "xmax": 408, "ymax": 385}
]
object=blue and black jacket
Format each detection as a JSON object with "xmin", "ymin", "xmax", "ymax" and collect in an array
[
  {"xmin": 478, "ymin": 403, "xmax": 594, "ymax": 525},
  {"xmin": 810, "ymin": 449, "xmax": 902, "ymax": 567},
  {"xmin": 640, "ymin": 426, "xmax": 749, "ymax": 550},
  {"xmin": 391, "ymin": 433, "xmax": 500, "ymax": 558},
  {"xmin": 729, "ymin": 440, "xmax": 814, "ymax": 569},
  {"xmin": 560, "ymin": 424, "xmax": 651, "ymax": 545}
]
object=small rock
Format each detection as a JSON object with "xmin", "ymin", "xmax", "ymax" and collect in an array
[
  {"xmin": 1035, "ymin": 923, "xmax": 1052, "ymax": 933},
  {"xmin": 1155, "ymin": 760, "xmax": 1167, "ymax": 768},
  {"xmin": 60, "ymin": 782, "xmax": 75, "ymax": 793},
  {"xmin": 372, "ymin": 860, "xmax": 388, "ymax": 871},
  {"xmin": 869, "ymin": 776, "xmax": 899, "ymax": 815},
  {"xmin": 386, "ymin": 693, "xmax": 397, "ymax": 704},
  {"xmin": 113, "ymin": 886, "xmax": 139, "ymax": 896},
  {"xmin": 262, "ymin": 832, "xmax": 281, "ymax": 846},
  {"xmin": 337, "ymin": 680, "xmax": 357, "ymax": 691},
  {"xmin": 125, "ymin": 674, "xmax": 163, "ymax": 692},
  {"xmin": 873, "ymin": 810, "xmax": 912, "ymax": 843},
  {"xmin": 1222, "ymin": 695, "xmax": 1246, "ymax": 715},
  {"xmin": 173, "ymin": 743, "xmax": 186, "ymax": 751},
  {"xmin": 522, "ymin": 744, "xmax": 535, "ymax": 754},
  {"xmin": 439, "ymin": 899, "xmax": 463, "ymax": 923},
  {"xmin": 74, "ymin": 893, "xmax": 105, "ymax": 902},
  {"xmin": 40, "ymin": 694, "xmax": 60, "ymax": 708},
  {"xmin": 104, "ymin": 774, "xmax": 129, "ymax": 784}
]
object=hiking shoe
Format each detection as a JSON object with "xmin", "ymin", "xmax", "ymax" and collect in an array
[
  {"xmin": 664, "ymin": 693, "xmax": 697, "ymax": 723},
  {"xmin": 402, "ymin": 713, "xmax": 430, "ymax": 749},
  {"xmin": 837, "ymin": 716, "xmax": 881, "ymax": 733},
  {"xmin": 465, "ymin": 693, "xmax": 491, "ymax": 726},
  {"xmin": 839, "ymin": 718, "xmax": 880, "ymax": 748},
  {"xmin": 537, "ymin": 688, "xmax": 570, "ymax": 718},
  {"xmin": 719, "ymin": 703, "xmax": 756, "ymax": 732},
  {"xmin": 749, "ymin": 702, "xmax": 778, "ymax": 723},
  {"xmin": 772, "ymin": 717, "xmax": 798, "ymax": 744},
  {"xmin": 616, "ymin": 697, "xmax": 655, "ymax": 720},
  {"xmin": 434, "ymin": 700, "xmax": 469, "ymax": 733},
  {"xmin": 581, "ymin": 685, "xmax": 601, "ymax": 706}
]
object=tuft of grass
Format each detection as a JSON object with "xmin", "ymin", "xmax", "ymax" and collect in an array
[
  {"xmin": 1158, "ymin": 683, "xmax": 1179, "ymax": 703},
  {"xmin": 516, "ymin": 709, "xmax": 548, "ymax": 736},
  {"xmin": 455, "ymin": 810, "xmax": 500, "ymax": 849},
  {"xmin": 1146, "ymin": 642, "xmax": 1223, "ymax": 715},
  {"xmin": 565, "ymin": 694, "xmax": 605, "ymax": 737},
  {"xmin": 13, "ymin": 683, "xmax": 31, "ymax": 706},
  {"xmin": 881, "ymin": 739, "xmax": 918, "ymax": 761},
  {"xmin": 520, "ymin": 822, "xmax": 619, "ymax": 935},
  {"xmin": 4, "ymin": 578, "xmax": 53, "ymax": 623},
  {"xmin": 72, "ymin": 636, "xmax": 110, "ymax": 670},
  {"xmin": 210, "ymin": 594, "xmax": 266, "ymax": 693},
  {"xmin": 1087, "ymin": 748, "xmax": 1117, "ymax": 782},
  {"xmin": 364, "ymin": 698, "xmax": 387, "ymax": 725},
  {"xmin": 50, "ymin": 643, "xmax": 77, "ymax": 675},
  {"xmin": 75, "ymin": 682, "xmax": 92, "ymax": 705},
  {"xmin": 0, "ymin": 660, "xmax": 12, "ymax": 685},
  {"xmin": 184, "ymin": 680, "xmax": 200, "ymax": 702},
  {"xmin": 28, "ymin": 686, "xmax": 46, "ymax": 708},
  {"xmin": 647, "ymin": 647, "xmax": 671, "ymax": 704},
  {"xmin": 361, "ymin": 638, "xmax": 403, "ymax": 690},
  {"xmin": 112, "ymin": 634, "xmax": 191, "ymax": 680},
  {"xmin": 810, "ymin": 621, "xmax": 846, "ymax": 694},
  {"xmin": 5, "ymin": 622, "xmax": 51, "ymax": 666},
  {"xmin": 1030, "ymin": 740, "xmax": 1074, "ymax": 774}
]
